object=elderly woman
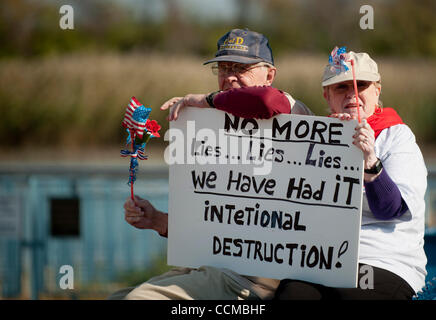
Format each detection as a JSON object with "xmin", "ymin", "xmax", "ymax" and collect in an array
[{"xmin": 275, "ymin": 49, "xmax": 428, "ymax": 300}]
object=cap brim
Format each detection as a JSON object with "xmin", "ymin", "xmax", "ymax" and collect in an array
[
  {"xmin": 203, "ymin": 55, "xmax": 264, "ymax": 65},
  {"xmin": 322, "ymin": 71, "xmax": 380, "ymax": 86}
]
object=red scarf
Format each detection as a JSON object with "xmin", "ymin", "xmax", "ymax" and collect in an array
[{"xmin": 367, "ymin": 108, "xmax": 404, "ymax": 139}]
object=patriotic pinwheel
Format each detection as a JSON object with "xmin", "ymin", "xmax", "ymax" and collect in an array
[
  {"xmin": 328, "ymin": 46, "xmax": 361, "ymax": 122},
  {"xmin": 328, "ymin": 46, "xmax": 350, "ymax": 75},
  {"xmin": 121, "ymin": 97, "xmax": 161, "ymax": 200}
]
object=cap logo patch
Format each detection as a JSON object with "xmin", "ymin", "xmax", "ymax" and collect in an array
[{"xmin": 220, "ymin": 36, "xmax": 248, "ymax": 52}]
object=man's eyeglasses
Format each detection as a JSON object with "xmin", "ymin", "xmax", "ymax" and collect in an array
[{"xmin": 211, "ymin": 63, "xmax": 269, "ymax": 76}]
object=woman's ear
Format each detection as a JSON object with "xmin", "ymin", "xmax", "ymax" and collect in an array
[
  {"xmin": 375, "ymin": 82, "xmax": 382, "ymax": 96},
  {"xmin": 323, "ymin": 87, "xmax": 329, "ymax": 101}
]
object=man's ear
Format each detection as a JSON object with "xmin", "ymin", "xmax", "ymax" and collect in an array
[{"xmin": 266, "ymin": 67, "xmax": 276, "ymax": 85}]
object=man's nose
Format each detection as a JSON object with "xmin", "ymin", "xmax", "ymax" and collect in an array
[{"xmin": 222, "ymin": 73, "xmax": 239, "ymax": 82}]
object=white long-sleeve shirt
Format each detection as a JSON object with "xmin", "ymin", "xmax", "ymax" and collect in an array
[{"xmin": 359, "ymin": 124, "xmax": 428, "ymax": 293}]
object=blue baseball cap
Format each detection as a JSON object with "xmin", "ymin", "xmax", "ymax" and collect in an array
[{"xmin": 203, "ymin": 28, "xmax": 274, "ymax": 66}]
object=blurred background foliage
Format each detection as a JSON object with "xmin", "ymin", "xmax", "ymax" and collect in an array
[
  {"xmin": 0, "ymin": 0, "xmax": 435, "ymax": 149},
  {"xmin": 0, "ymin": 0, "xmax": 435, "ymax": 300}
]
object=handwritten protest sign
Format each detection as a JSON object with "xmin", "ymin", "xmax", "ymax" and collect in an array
[{"xmin": 167, "ymin": 109, "xmax": 363, "ymax": 288}]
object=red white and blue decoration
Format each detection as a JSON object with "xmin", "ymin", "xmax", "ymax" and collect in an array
[
  {"xmin": 121, "ymin": 97, "xmax": 161, "ymax": 199},
  {"xmin": 328, "ymin": 46, "xmax": 350, "ymax": 75},
  {"xmin": 328, "ymin": 46, "xmax": 361, "ymax": 122}
]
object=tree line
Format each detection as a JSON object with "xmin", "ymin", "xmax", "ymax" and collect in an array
[{"xmin": 1, "ymin": 0, "xmax": 436, "ymax": 58}]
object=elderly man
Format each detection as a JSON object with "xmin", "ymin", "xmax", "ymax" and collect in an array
[
  {"xmin": 111, "ymin": 28, "xmax": 313, "ymax": 300},
  {"xmin": 162, "ymin": 28, "xmax": 313, "ymax": 120}
]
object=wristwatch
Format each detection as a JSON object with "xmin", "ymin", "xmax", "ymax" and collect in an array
[
  {"xmin": 364, "ymin": 158, "xmax": 383, "ymax": 174},
  {"xmin": 206, "ymin": 90, "xmax": 222, "ymax": 108}
]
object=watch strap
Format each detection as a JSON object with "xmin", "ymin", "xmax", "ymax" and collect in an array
[
  {"xmin": 364, "ymin": 158, "xmax": 383, "ymax": 174},
  {"xmin": 206, "ymin": 90, "xmax": 221, "ymax": 108}
]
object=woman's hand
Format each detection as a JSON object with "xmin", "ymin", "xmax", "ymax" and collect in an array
[
  {"xmin": 352, "ymin": 119, "xmax": 378, "ymax": 171},
  {"xmin": 329, "ymin": 113, "xmax": 353, "ymax": 121},
  {"xmin": 330, "ymin": 114, "xmax": 379, "ymax": 181}
]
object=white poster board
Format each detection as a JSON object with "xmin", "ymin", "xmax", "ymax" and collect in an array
[{"xmin": 167, "ymin": 108, "xmax": 363, "ymax": 288}]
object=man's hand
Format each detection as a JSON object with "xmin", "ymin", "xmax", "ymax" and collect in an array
[
  {"xmin": 160, "ymin": 94, "xmax": 209, "ymax": 121},
  {"xmin": 124, "ymin": 195, "xmax": 168, "ymax": 236}
]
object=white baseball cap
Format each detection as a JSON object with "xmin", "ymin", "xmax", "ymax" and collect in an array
[{"xmin": 322, "ymin": 51, "xmax": 380, "ymax": 87}]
